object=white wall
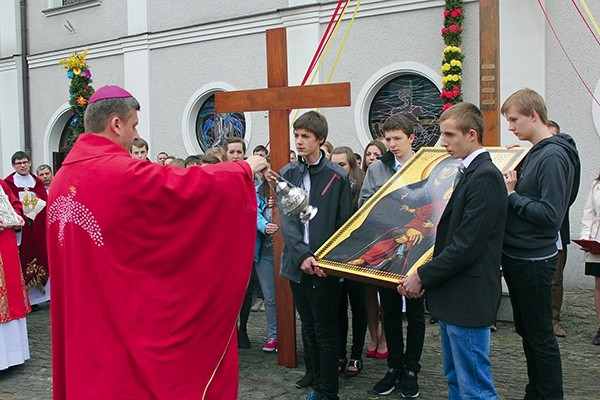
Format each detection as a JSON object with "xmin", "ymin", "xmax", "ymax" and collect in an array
[
  {"xmin": 544, "ymin": 1, "xmax": 600, "ymax": 288},
  {"xmin": 0, "ymin": 0, "xmax": 20, "ymax": 58},
  {"xmin": 0, "ymin": 60, "xmax": 24, "ymax": 175}
]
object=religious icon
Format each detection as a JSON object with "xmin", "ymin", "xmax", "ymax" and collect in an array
[{"xmin": 315, "ymin": 147, "xmax": 529, "ymax": 288}]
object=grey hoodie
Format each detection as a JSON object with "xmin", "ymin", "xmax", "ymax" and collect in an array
[{"xmin": 503, "ymin": 134, "xmax": 579, "ymax": 259}]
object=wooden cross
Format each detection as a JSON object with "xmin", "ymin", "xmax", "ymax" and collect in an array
[
  {"xmin": 215, "ymin": 27, "xmax": 351, "ymax": 368},
  {"xmin": 480, "ymin": 0, "xmax": 500, "ymax": 146}
]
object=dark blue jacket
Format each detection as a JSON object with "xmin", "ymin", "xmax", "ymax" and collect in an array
[{"xmin": 278, "ymin": 151, "xmax": 353, "ymax": 285}]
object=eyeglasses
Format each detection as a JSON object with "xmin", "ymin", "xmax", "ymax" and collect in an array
[{"xmin": 13, "ymin": 161, "xmax": 30, "ymax": 166}]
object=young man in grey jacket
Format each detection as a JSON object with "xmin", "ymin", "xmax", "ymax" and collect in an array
[{"xmin": 358, "ymin": 114, "xmax": 424, "ymax": 398}]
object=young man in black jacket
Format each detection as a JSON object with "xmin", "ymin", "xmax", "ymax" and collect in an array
[
  {"xmin": 399, "ymin": 102, "xmax": 506, "ymax": 399},
  {"xmin": 279, "ymin": 111, "xmax": 353, "ymax": 400},
  {"xmin": 501, "ymin": 88, "xmax": 578, "ymax": 400}
]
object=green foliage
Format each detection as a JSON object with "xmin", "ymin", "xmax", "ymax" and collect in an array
[{"xmin": 59, "ymin": 50, "xmax": 95, "ymax": 146}]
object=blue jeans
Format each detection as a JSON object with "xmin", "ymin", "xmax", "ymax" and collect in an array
[
  {"xmin": 502, "ymin": 254, "xmax": 563, "ymax": 400},
  {"xmin": 255, "ymin": 251, "xmax": 276, "ymax": 340},
  {"xmin": 439, "ymin": 321, "xmax": 497, "ymax": 400}
]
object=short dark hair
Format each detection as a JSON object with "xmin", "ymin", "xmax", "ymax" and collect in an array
[
  {"xmin": 132, "ymin": 138, "xmax": 149, "ymax": 151},
  {"xmin": 84, "ymin": 97, "xmax": 140, "ymax": 133},
  {"xmin": 382, "ymin": 114, "xmax": 414, "ymax": 136},
  {"xmin": 223, "ymin": 137, "xmax": 246, "ymax": 153},
  {"xmin": 184, "ymin": 155, "xmax": 201, "ymax": 167},
  {"xmin": 11, "ymin": 151, "xmax": 30, "ymax": 164},
  {"xmin": 547, "ymin": 120, "xmax": 560, "ymax": 133},
  {"xmin": 439, "ymin": 102, "xmax": 485, "ymax": 144},
  {"xmin": 293, "ymin": 111, "xmax": 328, "ymax": 142},
  {"xmin": 36, "ymin": 164, "xmax": 52, "ymax": 174},
  {"xmin": 253, "ymin": 145, "xmax": 269, "ymax": 156}
]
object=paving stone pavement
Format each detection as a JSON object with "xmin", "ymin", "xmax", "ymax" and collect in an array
[{"xmin": 1, "ymin": 288, "xmax": 599, "ymax": 399}]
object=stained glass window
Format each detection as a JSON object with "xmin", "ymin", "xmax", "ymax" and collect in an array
[
  {"xmin": 195, "ymin": 93, "xmax": 246, "ymax": 152},
  {"xmin": 368, "ymin": 74, "xmax": 443, "ymax": 151}
]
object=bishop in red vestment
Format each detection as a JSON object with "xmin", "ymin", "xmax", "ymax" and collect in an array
[{"xmin": 47, "ymin": 85, "xmax": 268, "ymax": 399}]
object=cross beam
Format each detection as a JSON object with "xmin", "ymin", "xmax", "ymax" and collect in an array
[{"xmin": 215, "ymin": 27, "xmax": 351, "ymax": 368}]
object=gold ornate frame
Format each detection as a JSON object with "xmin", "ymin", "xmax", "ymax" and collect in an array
[{"xmin": 316, "ymin": 147, "xmax": 529, "ymax": 288}]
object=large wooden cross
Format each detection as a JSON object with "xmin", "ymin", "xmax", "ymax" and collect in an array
[
  {"xmin": 215, "ymin": 27, "xmax": 351, "ymax": 368},
  {"xmin": 480, "ymin": 0, "xmax": 500, "ymax": 146}
]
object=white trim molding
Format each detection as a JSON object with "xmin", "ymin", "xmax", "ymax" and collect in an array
[
  {"xmin": 181, "ymin": 82, "xmax": 253, "ymax": 155},
  {"xmin": 43, "ymin": 103, "xmax": 71, "ymax": 164},
  {"xmin": 354, "ymin": 61, "xmax": 442, "ymax": 148}
]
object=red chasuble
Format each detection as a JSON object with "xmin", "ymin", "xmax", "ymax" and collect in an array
[
  {"xmin": 0, "ymin": 180, "xmax": 30, "ymax": 323},
  {"xmin": 48, "ymin": 134, "xmax": 257, "ymax": 400},
  {"xmin": 4, "ymin": 172, "xmax": 49, "ymax": 290}
]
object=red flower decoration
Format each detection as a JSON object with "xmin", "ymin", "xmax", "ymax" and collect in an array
[
  {"xmin": 444, "ymin": 10, "xmax": 450, "ymax": 17},
  {"xmin": 442, "ymin": 27, "xmax": 448, "ymax": 34},
  {"xmin": 442, "ymin": 102, "xmax": 453, "ymax": 111},
  {"xmin": 449, "ymin": 24, "xmax": 457, "ymax": 32},
  {"xmin": 451, "ymin": 10, "xmax": 458, "ymax": 18}
]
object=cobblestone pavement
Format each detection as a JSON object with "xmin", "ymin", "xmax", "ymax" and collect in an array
[{"xmin": 1, "ymin": 288, "xmax": 599, "ymax": 399}]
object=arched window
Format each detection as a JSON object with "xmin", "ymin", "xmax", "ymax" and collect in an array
[
  {"xmin": 194, "ymin": 93, "xmax": 246, "ymax": 152},
  {"xmin": 368, "ymin": 74, "xmax": 443, "ymax": 151},
  {"xmin": 355, "ymin": 63, "xmax": 443, "ymax": 151},
  {"xmin": 182, "ymin": 83, "xmax": 252, "ymax": 155}
]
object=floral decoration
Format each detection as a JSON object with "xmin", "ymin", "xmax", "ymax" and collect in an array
[
  {"xmin": 59, "ymin": 50, "xmax": 95, "ymax": 145},
  {"xmin": 440, "ymin": 0, "xmax": 464, "ymax": 111}
]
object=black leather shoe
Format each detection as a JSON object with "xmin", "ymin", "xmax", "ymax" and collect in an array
[
  {"xmin": 237, "ymin": 331, "xmax": 250, "ymax": 349},
  {"xmin": 295, "ymin": 371, "xmax": 314, "ymax": 389}
]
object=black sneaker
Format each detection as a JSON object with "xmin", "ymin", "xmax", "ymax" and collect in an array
[
  {"xmin": 401, "ymin": 370, "xmax": 419, "ymax": 398},
  {"xmin": 373, "ymin": 369, "xmax": 403, "ymax": 396},
  {"xmin": 295, "ymin": 371, "xmax": 314, "ymax": 389}
]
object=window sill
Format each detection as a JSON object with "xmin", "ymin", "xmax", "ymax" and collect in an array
[{"xmin": 43, "ymin": 0, "xmax": 102, "ymax": 17}]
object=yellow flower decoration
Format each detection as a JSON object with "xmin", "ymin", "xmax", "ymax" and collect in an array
[
  {"xmin": 443, "ymin": 45, "xmax": 462, "ymax": 54},
  {"xmin": 59, "ymin": 50, "xmax": 90, "ymax": 70},
  {"xmin": 76, "ymin": 96, "xmax": 87, "ymax": 105},
  {"xmin": 73, "ymin": 68, "xmax": 81, "ymax": 75},
  {"xmin": 441, "ymin": 63, "xmax": 451, "ymax": 72},
  {"xmin": 450, "ymin": 59, "xmax": 462, "ymax": 68}
]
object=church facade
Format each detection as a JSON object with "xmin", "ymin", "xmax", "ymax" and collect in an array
[{"xmin": 0, "ymin": 0, "xmax": 598, "ymax": 287}]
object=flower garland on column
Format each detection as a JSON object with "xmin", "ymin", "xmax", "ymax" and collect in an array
[
  {"xmin": 440, "ymin": 0, "xmax": 464, "ymax": 111},
  {"xmin": 59, "ymin": 50, "xmax": 95, "ymax": 145}
]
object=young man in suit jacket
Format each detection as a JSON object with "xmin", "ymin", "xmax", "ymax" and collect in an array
[{"xmin": 399, "ymin": 102, "xmax": 507, "ymax": 399}]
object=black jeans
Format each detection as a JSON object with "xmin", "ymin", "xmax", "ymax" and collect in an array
[
  {"xmin": 291, "ymin": 278, "xmax": 342, "ymax": 399},
  {"xmin": 502, "ymin": 254, "xmax": 563, "ymax": 400},
  {"xmin": 379, "ymin": 287, "xmax": 425, "ymax": 374},
  {"xmin": 338, "ymin": 279, "xmax": 367, "ymax": 360}
]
